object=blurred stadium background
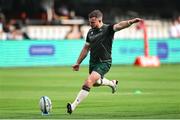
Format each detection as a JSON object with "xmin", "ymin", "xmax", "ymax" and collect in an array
[{"xmin": 0, "ymin": 0, "xmax": 180, "ymax": 119}]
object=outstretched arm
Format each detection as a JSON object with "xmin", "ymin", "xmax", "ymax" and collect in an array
[
  {"xmin": 113, "ymin": 18, "xmax": 142, "ymax": 31},
  {"xmin": 72, "ymin": 44, "xmax": 90, "ymax": 71}
]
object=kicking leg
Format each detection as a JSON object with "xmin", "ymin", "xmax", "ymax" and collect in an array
[{"xmin": 94, "ymin": 78, "xmax": 118, "ymax": 93}]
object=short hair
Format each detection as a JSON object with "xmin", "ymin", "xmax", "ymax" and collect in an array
[{"xmin": 88, "ymin": 10, "xmax": 103, "ymax": 20}]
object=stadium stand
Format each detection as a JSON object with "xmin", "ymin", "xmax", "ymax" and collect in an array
[
  {"xmin": 0, "ymin": 0, "xmax": 179, "ymax": 40},
  {"xmin": 24, "ymin": 20, "xmax": 172, "ymax": 40}
]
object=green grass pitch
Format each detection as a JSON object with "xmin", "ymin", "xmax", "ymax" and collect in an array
[{"xmin": 0, "ymin": 64, "xmax": 180, "ymax": 119}]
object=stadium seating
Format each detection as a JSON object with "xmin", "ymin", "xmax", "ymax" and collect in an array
[{"xmin": 25, "ymin": 20, "xmax": 171, "ymax": 40}]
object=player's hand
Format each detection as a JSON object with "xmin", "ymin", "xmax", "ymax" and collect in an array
[
  {"xmin": 131, "ymin": 18, "xmax": 143, "ymax": 24},
  {"xmin": 72, "ymin": 64, "xmax": 80, "ymax": 71}
]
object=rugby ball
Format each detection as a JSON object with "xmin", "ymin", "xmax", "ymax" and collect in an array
[{"xmin": 39, "ymin": 96, "xmax": 52, "ymax": 115}]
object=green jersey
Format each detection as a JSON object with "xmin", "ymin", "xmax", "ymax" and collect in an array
[{"xmin": 86, "ymin": 24, "xmax": 115, "ymax": 63}]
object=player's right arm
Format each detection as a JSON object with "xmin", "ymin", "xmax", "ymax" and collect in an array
[
  {"xmin": 113, "ymin": 18, "xmax": 142, "ymax": 31},
  {"xmin": 72, "ymin": 43, "xmax": 90, "ymax": 71}
]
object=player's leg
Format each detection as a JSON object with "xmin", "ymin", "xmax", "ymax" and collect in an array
[
  {"xmin": 93, "ymin": 62, "xmax": 118, "ymax": 93},
  {"xmin": 67, "ymin": 71, "xmax": 101, "ymax": 114},
  {"xmin": 95, "ymin": 78, "xmax": 118, "ymax": 93}
]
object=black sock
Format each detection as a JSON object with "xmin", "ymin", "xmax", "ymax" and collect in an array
[{"xmin": 82, "ymin": 85, "xmax": 90, "ymax": 92}]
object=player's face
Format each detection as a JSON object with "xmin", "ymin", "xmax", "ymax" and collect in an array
[{"xmin": 89, "ymin": 17, "xmax": 100, "ymax": 28}]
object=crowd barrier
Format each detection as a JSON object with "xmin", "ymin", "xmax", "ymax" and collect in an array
[{"xmin": 0, "ymin": 39, "xmax": 179, "ymax": 67}]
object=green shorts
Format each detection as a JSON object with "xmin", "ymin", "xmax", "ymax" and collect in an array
[{"xmin": 89, "ymin": 61, "xmax": 111, "ymax": 78}]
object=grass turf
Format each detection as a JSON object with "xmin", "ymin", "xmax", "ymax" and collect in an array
[{"xmin": 0, "ymin": 64, "xmax": 180, "ymax": 119}]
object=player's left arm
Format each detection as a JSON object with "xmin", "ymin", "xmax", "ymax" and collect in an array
[{"xmin": 113, "ymin": 18, "xmax": 142, "ymax": 32}]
